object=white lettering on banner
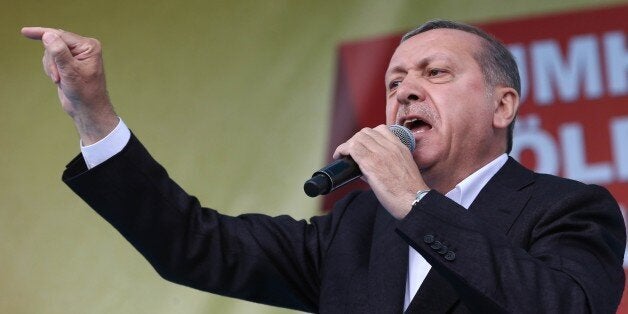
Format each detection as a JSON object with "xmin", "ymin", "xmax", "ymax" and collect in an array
[
  {"xmin": 604, "ymin": 32, "xmax": 628, "ymax": 97},
  {"xmin": 611, "ymin": 117, "xmax": 628, "ymax": 181},
  {"xmin": 560, "ymin": 123, "xmax": 613, "ymax": 184},
  {"xmin": 531, "ymin": 34, "xmax": 604, "ymax": 104},
  {"xmin": 507, "ymin": 31, "xmax": 626, "ymax": 105},
  {"xmin": 512, "ymin": 115, "xmax": 628, "ymax": 185},
  {"xmin": 511, "ymin": 115, "xmax": 559, "ymax": 175}
]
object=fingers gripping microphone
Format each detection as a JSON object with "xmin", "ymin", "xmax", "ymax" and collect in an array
[{"xmin": 303, "ymin": 125, "xmax": 416, "ymax": 197}]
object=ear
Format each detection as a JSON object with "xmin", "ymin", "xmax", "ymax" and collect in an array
[{"xmin": 492, "ymin": 87, "xmax": 519, "ymax": 130}]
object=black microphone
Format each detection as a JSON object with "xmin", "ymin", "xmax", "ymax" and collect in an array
[{"xmin": 303, "ymin": 125, "xmax": 416, "ymax": 197}]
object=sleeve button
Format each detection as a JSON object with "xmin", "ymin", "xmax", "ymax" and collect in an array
[
  {"xmin": 444, "ymin": 251, "xmax": 456, "ymax": 261},
  {"xmin": 423, "ymin": 234, "xmax": 435, "ymax": 244},
  {"xmin": 430, "ymin": 241, "xmax": 442, "ymax": 250},
  {"xmin": 438, "ymin": 245, "xmax": 448, "ymax": 255}
]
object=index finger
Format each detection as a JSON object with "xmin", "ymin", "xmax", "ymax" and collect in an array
[
  {"xmin": 21, "ymin": 27, "xmax": 60, "ymax": 40},
  {"xmin": 373, "ymin": 124, "xmax": 403, "ymax": 143},
  {"xmin": 21, "ymin": 27, "xmax": 86, "ymax": 47}
]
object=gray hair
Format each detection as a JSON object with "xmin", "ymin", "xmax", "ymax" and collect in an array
[{"xmin": 402, "ymin": 20, "xmax": 520, "ymax": 153}]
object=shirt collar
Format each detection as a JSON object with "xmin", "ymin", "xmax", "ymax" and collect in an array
[{"xmin": 445, "ymin": 154, "xmax": 508, "ymax": 209}]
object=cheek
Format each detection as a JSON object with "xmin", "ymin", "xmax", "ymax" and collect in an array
[
  {"xmin": 441, "ymin": 81, "xmax": 491, "ymax": 129},
  {"xmin": 385, "ymin": 101, "xmax": 398, "ymax": 125},
  {"xmin": 448, "ymin": 105, "xmax": 494, "ymax": 146},
  {"xmin": 437, "ymin": 102, "xmax": 481, "ymax": 140}
]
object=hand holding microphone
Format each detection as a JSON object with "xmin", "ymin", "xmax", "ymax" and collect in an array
[
  {"xmin": 304, "ymin": 124, "xmax": 428, "ymax": 219},
  {"xmin": 304, "ymin": 125, "xmax": 416, "ymax": 197}
]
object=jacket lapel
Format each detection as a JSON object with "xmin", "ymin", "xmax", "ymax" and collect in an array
[
  {"xmin": 368, "ymin": 204, "xmax": 408, "ymax": 313},
  {"xmin": 468, "ymin": 157, "xmax": 535, "ymax": 235}
]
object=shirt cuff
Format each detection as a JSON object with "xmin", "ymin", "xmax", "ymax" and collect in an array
[{"xmin": 80, "ymin": 118, "xmax": 131, "ymax": 169}]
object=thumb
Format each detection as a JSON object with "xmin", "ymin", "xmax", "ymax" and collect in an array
[{"xmin": 42, "ymin": 32, "xmax": 73, "ymax": 69}]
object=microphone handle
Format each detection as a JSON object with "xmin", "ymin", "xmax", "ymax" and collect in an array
[{"xmin": 303, "ymin": 157, "xmax": 360, "ymax": 197}]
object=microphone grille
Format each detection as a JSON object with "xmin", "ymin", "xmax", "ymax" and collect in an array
[{"xmin": 389, "ymin": 125, "xmax": 416, "ymax": 152}]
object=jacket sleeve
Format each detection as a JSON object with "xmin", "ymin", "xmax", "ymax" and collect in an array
[
  {"xmin": 395, "ymin": 182, "xmax": 626, "ymax": 313},
  {"xmin": 62, "ymin": 134, "xmax": 354, "ymax": 312}
]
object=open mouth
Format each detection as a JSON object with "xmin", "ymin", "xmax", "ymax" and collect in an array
[{"xmin": 402, "ymin": 117, "xmax": 432, "ymax": 133}]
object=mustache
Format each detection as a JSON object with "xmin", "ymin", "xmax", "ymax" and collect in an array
[{"xmin": 398, "ymin": 104, "xmax": 440, "ymax": 126}]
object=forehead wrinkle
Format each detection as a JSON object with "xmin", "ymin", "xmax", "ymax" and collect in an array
[{"xmin": 386, "ymin": 51, "xmax": 456, "ymax": 78}]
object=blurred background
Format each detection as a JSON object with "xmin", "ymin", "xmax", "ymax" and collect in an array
[{"xmin": 1, "ymin": 0, "xmax": 626, "ymax": 313}]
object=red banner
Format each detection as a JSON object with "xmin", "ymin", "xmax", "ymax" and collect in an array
[{"xmin": 327, "ymin": 4, "xmax": 627, "ymax": 311}]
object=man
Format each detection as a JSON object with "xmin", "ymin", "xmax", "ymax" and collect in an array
[{"xmin": 22, "ymin": 20, "xmax": 625, "ymax": 313}]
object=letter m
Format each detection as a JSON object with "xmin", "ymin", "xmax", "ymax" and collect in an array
[{"xmin": 531, "ymin": 34, "xmax": 603, "ymax": 104}]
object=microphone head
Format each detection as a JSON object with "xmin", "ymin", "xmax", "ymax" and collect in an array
[{"xmin": 388, "ymin": 124, "xmax": 416, "ymax": 152}]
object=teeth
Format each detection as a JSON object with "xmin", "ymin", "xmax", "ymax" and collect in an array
[{"xmin": 404, "ymin": 118, "xmax": 419, "ymax": 127}]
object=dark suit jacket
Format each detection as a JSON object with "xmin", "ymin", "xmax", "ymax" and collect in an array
[{"xmin": 62, "ymin": 134, "xmax": 626, "ymax": 313}]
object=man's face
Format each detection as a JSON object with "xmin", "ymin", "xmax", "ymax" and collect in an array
[{"xmin": 385, "ymin": 28, "xmax": 502, "ymax": 189}]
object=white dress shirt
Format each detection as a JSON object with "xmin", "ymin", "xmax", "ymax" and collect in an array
[
  {"xmin": 80, "ymin": 119, "xmax": 508, "ymax": 310},
  {"xmin": 403, "ymin": 153, "xmax": 508, "ymax": 310},
  {"xmin": 80, "ymin": 118, "xmax": 130, "ymax": 169}
]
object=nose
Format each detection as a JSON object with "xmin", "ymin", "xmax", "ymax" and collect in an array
[
  {"xmin": 396, "ymin": 77, "xmax": 424, "ymax": 105},
  {"xmin": 386, "ymin": 74, "xmax": 425, "ymax": 124}
]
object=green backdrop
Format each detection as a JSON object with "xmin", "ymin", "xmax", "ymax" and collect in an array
[{"xmin": 1, "ymin": 0, "xmax": 624, "ymax": 313}]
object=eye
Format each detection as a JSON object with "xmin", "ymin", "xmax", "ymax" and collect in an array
[
  {"xmin": 426, "ymin": 68, "xmax": 453, "ymax": 83},
  {"xmin": 388, "ymin": 80, "xmax": 401, "ymax": 90},
  {"xmin": 427, "ymin": 68, "xmax": 445, "ymax": 77}
]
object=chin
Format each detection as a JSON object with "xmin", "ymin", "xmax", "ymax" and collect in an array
[
  {"xmin": 413, "ymin": 148, "xmax": 443, "ymax": 173},
  {"xmin": 413, "ymin": 154, "xmax": 433, "ymax": 171}
]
